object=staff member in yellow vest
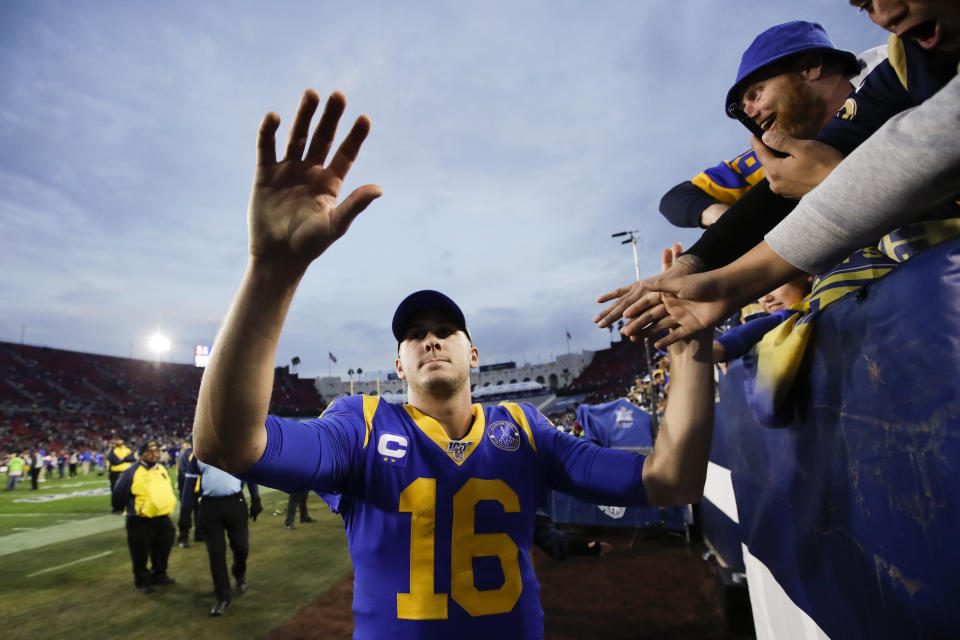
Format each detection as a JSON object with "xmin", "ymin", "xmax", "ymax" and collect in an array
[
  {"xmin": 112, "ymin": 441, "xmax": 177, "ymax": 594},
  {"xmin": 5, "ymin": 452, "xmax": 26, "ymax": 490},
  {"xmin": 107, "ymin": 437, "xmax": 136, "ymax": 512}
]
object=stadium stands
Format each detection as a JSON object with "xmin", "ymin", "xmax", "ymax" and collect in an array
[
  {"xmin": 561, "ymin": 338, "xmax": 654, "ymax": 404},
  {"xmin": 0, "ymin": 342, "xmax": 326, "ymax": 453},
  {"xmin": 0, "ymin": 337, "xmax": 651, "ymax": 455}
]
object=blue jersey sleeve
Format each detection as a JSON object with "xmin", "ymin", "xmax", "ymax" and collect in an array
[
  {"xmin": 717, "ymin": 309, "xmax": 794, "ymax": 362},
  {"xmin": 817, "ymin": 59, "xmax": 912, "ymax": 155},
  {"xmin": 659, "ymin": 181, "xmax": 719, "ymax": 228},
  {"xmin": 818, "ymin": 36, "xmax": 950, "ymax": 156},
  {"xmin": 527, "ymin": 406, "xmax": 648, "ymax": 507},
  {"xmin": 237, "ymin": 396, "xmax": 365, "ymax": 495}
]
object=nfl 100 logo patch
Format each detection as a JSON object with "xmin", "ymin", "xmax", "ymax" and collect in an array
[
  {"xmin": 446, "ymin": 440, "xmax": 472, "ymax": 463},
  {"xmin": 487, "ymin": 420, "xmax": 520, "ymax": 452}
]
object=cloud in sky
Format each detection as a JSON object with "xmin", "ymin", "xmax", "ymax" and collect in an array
[{"xmin": 0, "ymin": 1, "xmax": 888, "ymax": 377}]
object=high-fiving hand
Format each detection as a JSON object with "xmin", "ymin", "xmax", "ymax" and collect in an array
[
  {"xmin": 594, "ymin": 252, "xmax": 700, "ymax": 340},
  {"xmin": 248, "ymin": 90, "xmax": 383, "ymax": 272}
]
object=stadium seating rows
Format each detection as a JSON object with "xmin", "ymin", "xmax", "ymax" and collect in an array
[
  {"xmin": 0, "ymin": 342, "xmax": 327, "ymax": 453},
  {"xmin": 1, "ymin": 337, "xmax": 651, "ymax": 453}
]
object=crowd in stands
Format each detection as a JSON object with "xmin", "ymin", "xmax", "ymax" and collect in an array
[
  {"xmin": 1, "ymin": 331, "xmax": 674, "ymax": 476},
  {"xmin": 561, "ymin": 338, "xmax": 656, "ymax": 405},
  {"xmin": 0, "ymin": 341, "xmax": 327, "ymax": 465}
]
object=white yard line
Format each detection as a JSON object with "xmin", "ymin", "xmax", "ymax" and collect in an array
[
  {"xmin": 26, "ymin": 550, "xmax": 113, "ymax": 577},
  {"xmin": 0, "ymin": 515, "xmax": 126, "ymax": 557},
  {"xmin": 2, "ymin": 487, "xmax": 283, "ymax": 556},
  {"xmin": 0, "ymin": 513, "xmax": 97, "ymax": 517}
]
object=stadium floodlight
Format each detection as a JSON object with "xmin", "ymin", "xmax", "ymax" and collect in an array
[
  {"xmin": 148, "ymin": 332, "xmax": 171, "ymax": 356},
  {"xmin": 609, "ymin": 230, "xmax": 641, "ymax": 281}
]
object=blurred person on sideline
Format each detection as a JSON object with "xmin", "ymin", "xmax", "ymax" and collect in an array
[
  {"xmin": 176, "ymin": 442, "xmax": 203, "ymax": 547},
  {"xmin": 112, "ymin": 441, "xmax": 177, "ymax": 594},
  {"xmin": 5, "ymin": 452, "xmax": 25, "ymax": 490},
  {"xmin": 29, "ymin": 450, "xmax": 42, "ymax": 490},
  {"xmin": 181, "ymin": 456, "xmax": 262, "ymax": 616},
  {"xmin": 108, "ymin": 437, "xmax": 136, "ymax": 509},
  {"xmin": 284, "ymin": 489, "xmax": 314, "ymax": 529}
]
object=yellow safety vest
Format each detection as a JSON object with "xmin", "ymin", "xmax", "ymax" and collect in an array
[{"xmin": 130, "ymin": 463, "xmax": 176, "ymax": 517}]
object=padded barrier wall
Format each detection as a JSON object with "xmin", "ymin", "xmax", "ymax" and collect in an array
[{"xmin": 701, "ymin": 238, "xmax": 960, "ymax": 639}]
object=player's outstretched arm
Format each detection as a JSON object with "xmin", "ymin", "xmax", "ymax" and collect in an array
[
  {"xmin": 193, "ymin": 90, "xmax": 382, "ymax": 475},
  {"xmin": 639, "ymin": 245, "xmax": 714, "ymax": 506}
]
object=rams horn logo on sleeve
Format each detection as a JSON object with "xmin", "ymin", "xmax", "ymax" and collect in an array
[
  {"xmin": 836, "ymin": 97, "xmax": 857, "ymax": 120},
  {"xmin": 487, "ymin": 421, "xmax": 521, "ymax": 452}
]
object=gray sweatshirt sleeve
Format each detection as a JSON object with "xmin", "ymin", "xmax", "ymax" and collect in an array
[{"xmin": 765, "ymin": 65, "xmax": 960, "ymax": 274}]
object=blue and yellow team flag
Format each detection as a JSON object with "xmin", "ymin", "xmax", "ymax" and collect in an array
[
  {"xmin": 742, "ymin": 218, "xmax": 960, "ymax": 426},
  {"xmin": 742, "ymin": 247, "xmax": 897, "ymax": 425}
]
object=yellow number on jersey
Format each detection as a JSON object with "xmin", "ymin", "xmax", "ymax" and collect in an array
[
  {"xmin": 396, "ymin": 477, "xmax": 522, "ymax": 620},
  {"xmin": 397, "ymin": 478, "xmax": 448, "ymax": 619}
]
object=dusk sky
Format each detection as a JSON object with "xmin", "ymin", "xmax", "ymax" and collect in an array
[{"xmin": 1, "ymin": 1, "xmax": 888, "ymax": 380}]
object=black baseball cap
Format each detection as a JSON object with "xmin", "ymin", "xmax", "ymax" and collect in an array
[{"xmin": 392, "ymin": 290, "xmax": 470, "ymax": 343}]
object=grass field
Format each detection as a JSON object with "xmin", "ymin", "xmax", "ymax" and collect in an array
[{"xmin": 0, "ymin": 470, "xmax": 352, "ymax": 639}]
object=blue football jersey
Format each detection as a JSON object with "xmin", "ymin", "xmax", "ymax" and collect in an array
[{"xmin": 242, "ymin": 395, "xmax": 650, "ymax": 639}]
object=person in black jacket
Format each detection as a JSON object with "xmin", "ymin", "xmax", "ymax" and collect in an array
[{"xmin": 176, "ymin": 444, "xmax": 203, "ymax": 547}]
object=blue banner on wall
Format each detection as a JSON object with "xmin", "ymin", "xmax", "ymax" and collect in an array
[
  {"xmin": 708, "ymin": 238, "xmax": 960, "ymax": 639},
  {"xmin": 576, "ymin": 398, "xmax": 653, "ymax": 449}
]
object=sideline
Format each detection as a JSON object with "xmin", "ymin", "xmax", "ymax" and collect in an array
[
  {"xmin": 0, "ymin": 515, "xmax": 126, "ymax": 557},
  {"xmin": 1, "ymin": 487, "xmax": 283, "ymax": 557}
]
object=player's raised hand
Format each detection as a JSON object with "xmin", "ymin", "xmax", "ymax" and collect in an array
[
  {"xmin": 751, "ymin": 131, "xmax": 843, "ymax": 199},
  {"xmin": 248, "ymin": 90, "xmax": 382, "ymax": 271}
]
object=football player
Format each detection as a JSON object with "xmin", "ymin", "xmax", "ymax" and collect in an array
[{"xmin": 193, "ymin": 91, "xmax": 716, "ymax": 639}]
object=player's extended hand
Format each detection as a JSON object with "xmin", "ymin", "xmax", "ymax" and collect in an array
[
  {"xmin": 248, "ymin": 90, "xmax": 383, "ymax": 272},
  {"xmin": 594, "ymin": 247, "xmax": 698, "ymax": 339},
  {"xmin": 751, "ymin": 131, "xmax": 843, "ymax": 199}
]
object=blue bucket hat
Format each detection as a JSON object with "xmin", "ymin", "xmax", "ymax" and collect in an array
[
  {"xmin": 725, "ymin": 21, "xmax": 861, "ymax": 116},
  {"xmin": 392, "ymin": 290, "xmax": 470, "ymax": 343}
]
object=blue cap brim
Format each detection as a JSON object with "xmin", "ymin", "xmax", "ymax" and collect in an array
[{"xmin": 392, "ymin": 290, "xmax": 469, "ymax": 343}]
